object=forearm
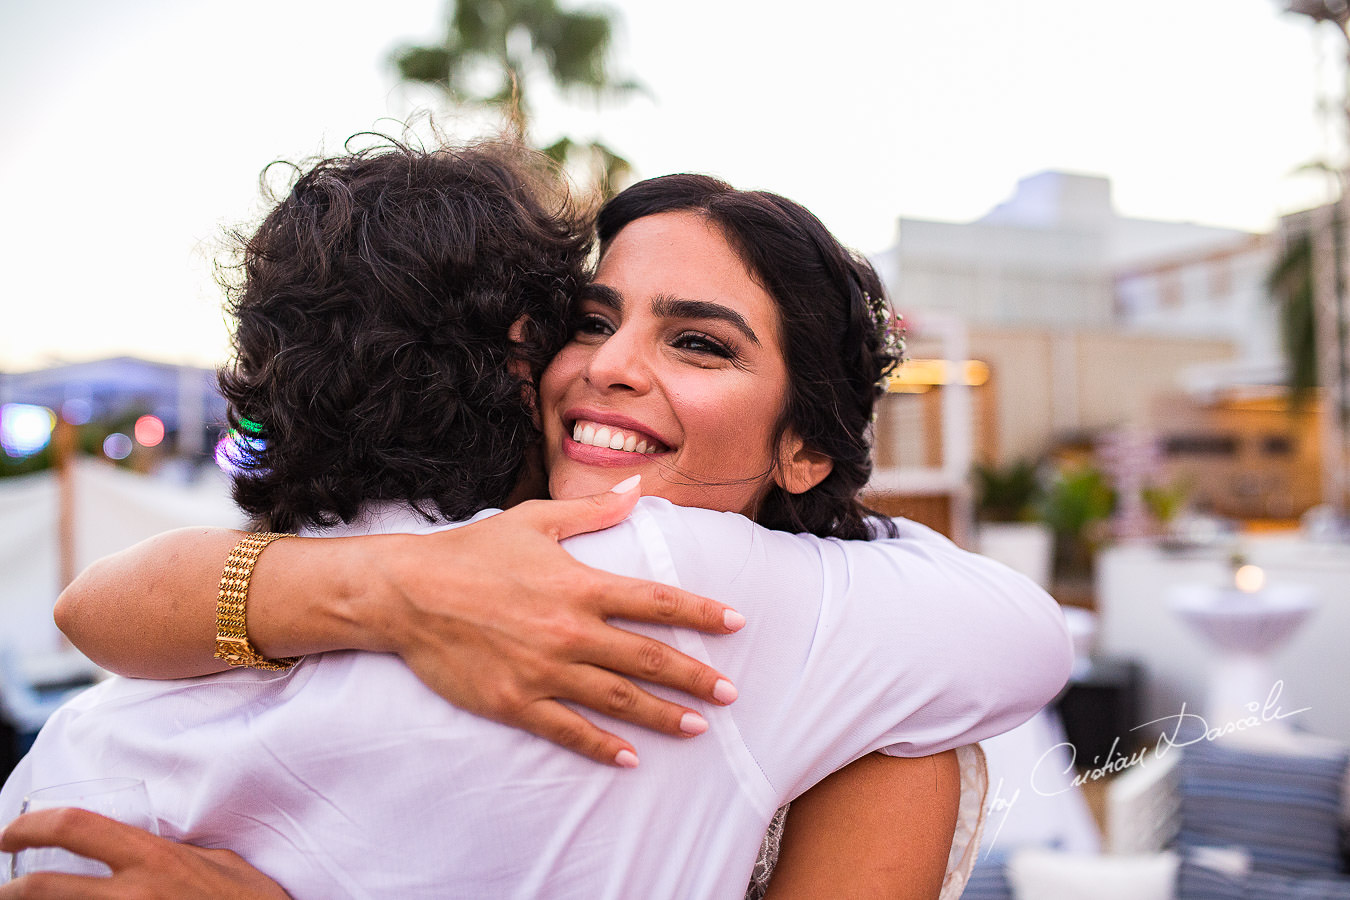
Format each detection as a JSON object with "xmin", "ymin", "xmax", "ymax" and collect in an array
[{"xmin": 57, "ymin": 528, "xmax": 392, "ymax": 677}]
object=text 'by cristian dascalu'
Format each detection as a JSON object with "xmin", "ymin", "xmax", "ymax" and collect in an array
[{"xmin": 981, "ymin": 680, "xmax": 1309, "ymax": 855}]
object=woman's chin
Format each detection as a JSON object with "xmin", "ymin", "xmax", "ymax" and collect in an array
[{"xmin": 548, "ymin": 456, "xmax": 652, "ymax": 501}]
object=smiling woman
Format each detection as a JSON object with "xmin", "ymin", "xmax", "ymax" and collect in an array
[{"xmin": 544, "ymin": 210, "xmax": 806, "ymax": 518}]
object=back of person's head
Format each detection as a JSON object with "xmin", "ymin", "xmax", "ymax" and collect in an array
[
  {"xmin": 597, "ymin": 174, "xmax": 902, "ymax": 540},
  {"xmin": 220, "ymin": 138, "xmax": 589, "ymax": 532}
]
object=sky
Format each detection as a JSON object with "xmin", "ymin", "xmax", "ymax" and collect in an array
[{"xmin": 0, "ymin": 0, "xmax": 1339, "ymax": 370}]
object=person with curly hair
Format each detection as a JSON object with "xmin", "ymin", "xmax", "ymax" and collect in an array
[{"xmin": 1, "ymin": 141, "xmax": 1070, "ymax": 898}]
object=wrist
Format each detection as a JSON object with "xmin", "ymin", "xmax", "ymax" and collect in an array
[
  {"xmin": 340, "ymin": 533, "xmax": 425, "ymax": 654},
  {"xmin": 244, "ymin": 535, "xmax": 402, "ymax": 657}
]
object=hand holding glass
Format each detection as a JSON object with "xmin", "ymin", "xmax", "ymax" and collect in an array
[{"xmin": 10, "ymin": 777, "xmax": 158, "ymax": 878}]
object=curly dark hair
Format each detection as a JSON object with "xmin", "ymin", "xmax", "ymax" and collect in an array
[
  {"xmin": 219, "ymin": 139, "xmax": 590, "ymax": 532},
  {"xmin": 596, "ymin": 175, "xmax": 902, "ymax": 540}
]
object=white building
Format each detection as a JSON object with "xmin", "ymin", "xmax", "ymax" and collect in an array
[
  {"xmin": 872, "ymin": 170, "xmax": 1279, "ymax": 366},
  {"xmin": 864, "ymin": 171, "xmax": 1305, "ymax": 527}
]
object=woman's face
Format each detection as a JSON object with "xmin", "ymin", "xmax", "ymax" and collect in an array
[{"xmin": 540, "ymin": 211, "xmax": 809, "ymax": 514}]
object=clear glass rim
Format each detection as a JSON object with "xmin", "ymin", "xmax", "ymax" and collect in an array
[{"xmin": 23, "ymin": 776, "xmax": 146, "ymax": 805}]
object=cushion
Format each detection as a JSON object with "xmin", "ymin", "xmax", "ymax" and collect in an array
[
  {"xmin": 1005, "ymin": 849, "xmax": 1178, "ymax": 900},
  {"xmin": 1175, "ymin": 847, "xmax": 1249, "ymax": 900},
  {"xmin": 1178, "ymin": 849, "xmax": 1350, "ymax": 900},
  {"xmin": 962, "ymin": 855, "xmax": 1013, "ymax": 900},
  {"xmin": 1176, "ymin": 741, "xmax": 1348, "ymax": 875},
  {"xmin": 1243, "ymin": 869, "xmax": 1350, "ymax": 899}
]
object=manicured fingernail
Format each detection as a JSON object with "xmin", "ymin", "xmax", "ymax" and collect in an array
[
  {"xmin": 615, "ymin": 749, "xmax": 640, "ymax": 768},
  {"xmin": 723, "ymin": 609, "xmax": 746, "ymax": 631},
  {"xmin": 610, "ymin": 474, "xmax": 641, "ymax": 494},
  {"xmin": 680, "ymin": 712, "xmax": 709, "ymax": 736},
  {"xmin": 713, "ymin": 679, "xmax": 738, "ymax": 705}
]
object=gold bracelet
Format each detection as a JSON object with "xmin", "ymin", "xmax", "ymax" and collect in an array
[{"xmin": 214, "ymin": 531, "xmax": 299, "ymax": 671}]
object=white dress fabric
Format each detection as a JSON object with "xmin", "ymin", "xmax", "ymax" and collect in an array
[{"xmin": 1, "ymin": 499, "xmax": 1068, "ymax": 899}]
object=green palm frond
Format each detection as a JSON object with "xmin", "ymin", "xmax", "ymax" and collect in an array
[
  {"xmin": 392, "ymin": 1, "xmax": 643, "ymax": 198},
  {"xmin": 1267, "ymin": 229, "xmax": 1317, "ymax": 404}
]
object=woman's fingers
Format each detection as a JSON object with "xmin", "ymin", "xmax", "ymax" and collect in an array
[
  {"xmin": 587, "ymin": 574, "xmax": 746, "ymax": 635},
  {"xmin": 517, "ymin": 474, "xmax": 645, "ymax": 540},
  {"xmin": 508, "ymin": 484, "xmax": 746, "ymax": 637},
  {"xmin": 515, "ymin": 699, "xmax": 641, "ymax": 768},
  {"xmin": 0, "ymin": 871, "xmax": 120, "ymax": 899},
  {"xmin": 554, "ymin": 662, "xmax": 717, "ymax": 740},
  {"xmin": 0, "ymin": 807, "xmax": 142, "ymax": 870},
  {"xmin": 559, "ymin": 624, "xmax": 738, "ymax": 709}
]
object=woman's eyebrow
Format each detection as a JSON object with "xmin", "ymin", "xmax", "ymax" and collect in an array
[
  {"xmin": 650, "ymin": 293, "xmax": 761, "ymax": 346},
  {"xmin": 582, "ymin": 282, "xmax": 623, "ymax": 310}
]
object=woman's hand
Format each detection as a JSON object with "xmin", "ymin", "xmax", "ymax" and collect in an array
[
  {"xmin": 58, "ymin": 477, "xmax": 743, "ymax": 768},
  {"xmin": 0, "ymin": 809, "xmax": 290, "ymax": 899},
  {"xmin": 363, "ymin": 479, "xmax": 745, "ymax": 767}
]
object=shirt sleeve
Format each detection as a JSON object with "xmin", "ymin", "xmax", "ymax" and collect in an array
[{"xmin": 565, "ymin": 498, "xmax": 1073, "ymax": 801}]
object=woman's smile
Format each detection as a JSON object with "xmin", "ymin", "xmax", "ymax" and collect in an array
[{"xmin": 564, "ymin": 412, "xmax": 673, "ymax": 462}]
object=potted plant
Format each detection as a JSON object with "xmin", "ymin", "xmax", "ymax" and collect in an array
[
  {"xmin": 1141, "ymin": 478, "xmax": 1190, "ymax": 536},
  {"xmin": 973, "ymin": 460, "xmax": 1054, "ymax": 588},
  {"xmin": 1038, "ymin": 465, "xmax": 1116, "ymax": 584}
]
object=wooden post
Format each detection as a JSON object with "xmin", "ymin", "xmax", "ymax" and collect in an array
[{"xmin": 53, "ymin": 418, "xmax": 76, "ymax": 590}]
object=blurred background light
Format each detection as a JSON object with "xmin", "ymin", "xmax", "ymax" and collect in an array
[
  {"xmin": 1234, "ymin": 563, "xmax": 1267, "ymax": 593},
  {"xmin": 0, "ymin": 403, "xmax": 57, "ymax": 458},
  {"xmin": 886, "ymin": 359, "xmax": 992, "ymax": 389},
  {"xmin": 60, "ymin": 398, "xmax": 93, "ymax": 426},
  {"xmin": 102, "ymin": 433, "xmax": 133, "ymax": 461},
  {"xmin": 134, "ymin": 414, "xmax": 165, "ymax": 448}
]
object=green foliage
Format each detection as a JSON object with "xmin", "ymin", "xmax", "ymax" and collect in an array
[
  {"xmin": 396, "ymin": 46, "xmax": 454, "ymax": 87},
  {"xmin": 1039, "ymin": 464, "xmax": 1116, "ymax": 582},
  {"xmin": 972, "ymin": 459, "xmax": 1043, "ymax": 523},
  {"xmin": 1141, "ymin": 479, "xmax": 1189, "ymax": 525},
  {"xmin": 0, "ymin": 444, "xmax": 53, "ymax": 478},
  {"xmin": 1038, "ymin": 466, "xmax": 1115, "ymax": 538},
  {"xmin": 392, "ymin": 0, "xmax": 641, "ymax": 196},
  {"xmin": 1266, "ymin": 228, "xmax": 1317, "ymax": 406}
]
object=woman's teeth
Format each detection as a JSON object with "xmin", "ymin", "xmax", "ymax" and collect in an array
[{"xmin": 572, "ymin": 421, "xmax": 655, "ymax": 454}]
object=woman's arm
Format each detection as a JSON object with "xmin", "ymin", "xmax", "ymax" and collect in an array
[
  {"xmin": 57, "ymin": 483, "xmax": 744, "ymax": 766},
  {"xmin": 764, "ymin": 751, "xmax": 961, "ymax": 900}
]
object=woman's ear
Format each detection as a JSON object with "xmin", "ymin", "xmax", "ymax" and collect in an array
[{"xmin": 774, "ymin": 432, "xmax": 833, "ymax": 495}]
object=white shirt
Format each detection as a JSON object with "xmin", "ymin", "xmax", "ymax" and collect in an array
[{"xmin": 1, "ymin": 498, "xmax": 1072, "ymax": 898}]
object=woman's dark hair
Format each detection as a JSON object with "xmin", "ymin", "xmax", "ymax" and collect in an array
[
  {"xmin": 597, "ymin": 174, "xmax": 902, "ymax": 540},
  {"xmin": 220, "ymin": 139, "xmax": 589, "ymax": 532}
]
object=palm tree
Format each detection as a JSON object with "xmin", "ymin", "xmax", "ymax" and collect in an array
[
  {"xmin": 1268, "ymin": 225, "xmax": 1318, "ymax": 405},
  {"xmin": 393, "ymin": 0, "xmax": 641, "ymax": 196}
]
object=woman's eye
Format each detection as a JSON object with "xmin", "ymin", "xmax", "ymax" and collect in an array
[
  {"xmin": 572, "ymin": 314, "xmax": 614, "ymax": 339},
  {"xmin": 673, "ymin": 332, "xmax": 734, "ymax": 359}
]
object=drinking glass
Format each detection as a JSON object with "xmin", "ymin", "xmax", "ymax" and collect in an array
[{"xmin": 9, "ymin": 777, "xmax": 158, "ymax": 878}]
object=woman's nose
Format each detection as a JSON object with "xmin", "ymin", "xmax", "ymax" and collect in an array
[{"xmin": 583, "ymin": 329, "xmax": 651, "ymax": 394}]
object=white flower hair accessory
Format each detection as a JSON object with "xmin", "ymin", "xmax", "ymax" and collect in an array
[{"xmin": 864, "ymin": 291, "xmax": 907, "ymax": 369}]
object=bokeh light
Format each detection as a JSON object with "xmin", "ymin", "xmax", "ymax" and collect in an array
[
  {"xmin": 134, "ymin": 414, "xmax": 166, "ymax": 448},
  {"xmin": 102, "ymin": 433, "xmax": 134, "ymax": 461},
  {"xmin": 1234, "ymin": 564, "xmax": 1266, "ymax": 594},
  {"xmin": 1, "ymin": 403, "xmax": 57, "ymax": 458},
  {"xmin": 60, "ymin": 398, "xmax": 93, "ymax": 425}
]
